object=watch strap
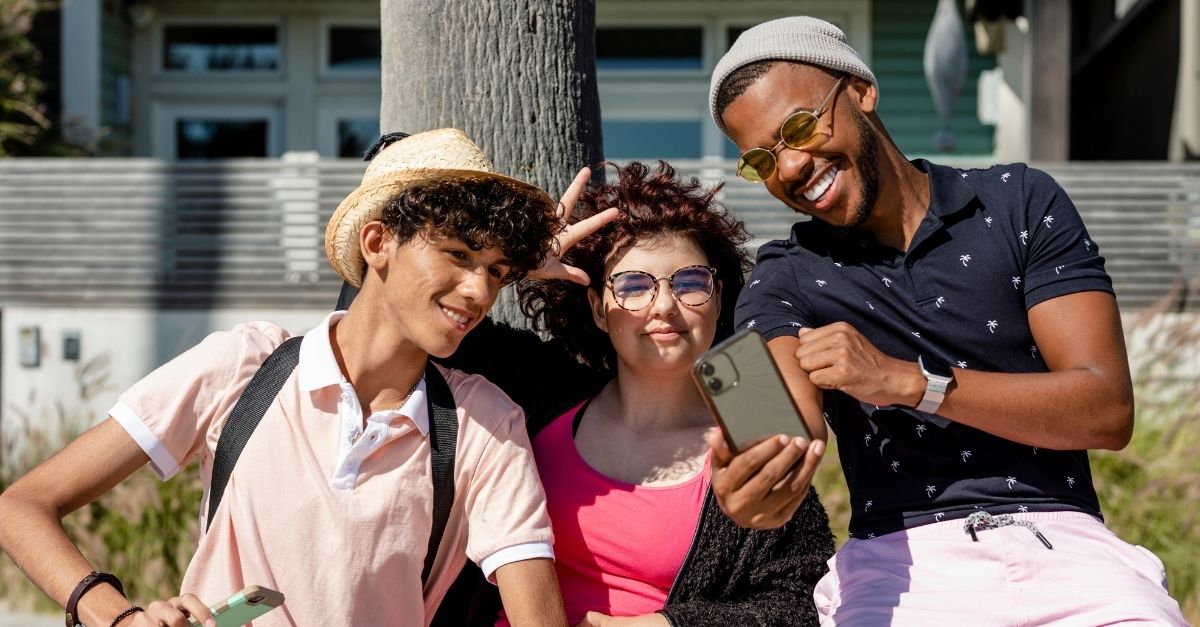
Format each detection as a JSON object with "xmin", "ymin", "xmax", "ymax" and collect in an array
[
  {"xmin": 66, "ymin": 571, "xmax": 124, "ymax": 627},
  {"xmin": 915, "ymin": 384, "xmax": 947, "ymax": 413},
  {"xmin": 916, "ymin": 356, "xmax": 953, "ymax": 414}
]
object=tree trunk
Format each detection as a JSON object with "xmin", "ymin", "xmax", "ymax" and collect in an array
[{"xmin": 380, "ymin": 0, "xmax": 603, "ymax": 327}]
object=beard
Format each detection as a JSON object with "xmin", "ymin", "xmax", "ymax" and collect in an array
[{"xmin": 845, "ymin": 108, "xmax": 881, "ymax": 230}]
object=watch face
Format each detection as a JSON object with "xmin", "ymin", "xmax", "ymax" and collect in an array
[{"xmin": 920, "ymin": 355, "xmax": 954, "ymax": 379}]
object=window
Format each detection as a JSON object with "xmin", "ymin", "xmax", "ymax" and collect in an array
[
  {"xmin": 163, "ymin": 25, "xmax": 279, "ymax": 72},
  {"xmin": 337, "ymin": 119, "xmax": 380, "ymax": 158},
  {"xmin": 175, "ymin": 119, "xmax": 269, "ymax": 159},
  {"xmin": 328, "ymin": 26, "xmax": 381, "ymax": 71},
  {"xmin": 603, "ymin": 120, "xmax": 702, "ymax": 159},
  {"xmin": 596, "ymin": 27, "xmax": 703, "ymax": 70},
  {"xmin": 726, "ymin": 26, "xmax": 750, "ymax": 50}
]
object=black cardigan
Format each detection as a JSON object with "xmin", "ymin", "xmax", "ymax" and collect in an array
[{"xmin": 430, "ymin": 318, "xmax": 836, "ymax": 627}]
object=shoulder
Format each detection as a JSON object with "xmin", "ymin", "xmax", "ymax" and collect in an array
[
  {"xmin": 953, "ymin": 162, "xmax": 1061, "ymax": 203},
  {"xmin": 186, "ymin": 321, "xmax": 292, "ymax": 369},
  {"xmin": 433, "ymin": 363, "xmax": 523, "ymax": 428}
]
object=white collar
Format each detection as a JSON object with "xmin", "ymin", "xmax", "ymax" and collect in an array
[{"xmin": 297, "ymin": 311, "xmax": 430, "ymax": 435}]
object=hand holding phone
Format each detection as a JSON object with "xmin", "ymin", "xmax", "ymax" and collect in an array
[
  {"xmin": 693, "ymin": 329, "xmax": 813, "ymax": 453},
  {"xmin": 187, "ymin": 585, "xmax": 284, "ymax": 627}
]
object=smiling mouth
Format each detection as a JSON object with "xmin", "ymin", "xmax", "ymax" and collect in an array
[
  {"xmin": 441, "ymin": 306, "xmax": 472, "ymax": 328},
  {"xmin": 803, "ymin": 166, "xmax": 839, "ymax": 202}
]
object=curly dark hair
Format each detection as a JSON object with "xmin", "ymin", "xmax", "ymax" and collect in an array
[
  {"xmin": 379, "ymin": 177, "xmax": 558, "ymax": 283},
  {"xmin": 519, "ymin": 161, "xmax": 751, "ymax": 374}
]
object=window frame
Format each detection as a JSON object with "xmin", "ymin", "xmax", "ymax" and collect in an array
[
  {"xmin": 153, "ymin": 102, "xmax": 283, "ymax": 160},
  {"xmin": 319, "ymin": 17, "xmax": 383, "ymax": 77},
  {"xmin": 154, "ymin": 16, "xmax": 285, "ymax": 78}
]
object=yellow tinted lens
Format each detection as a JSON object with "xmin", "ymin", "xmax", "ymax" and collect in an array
[
  {"xmin": 781, "ymin": 112, "xmax": 820, "ymax": 149},
  {"xmin": 737, "ymin": 148, "xmax": 775, "ymax": 182}
]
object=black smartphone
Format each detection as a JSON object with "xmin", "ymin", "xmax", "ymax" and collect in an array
[{"xmin": 692, "ymin": 329, "xmax": 813, "ymax": 452}]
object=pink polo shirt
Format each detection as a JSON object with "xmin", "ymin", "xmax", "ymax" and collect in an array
[{"xmin": 109, "ymin": 313, "xmax": 553, "ymax": 626}]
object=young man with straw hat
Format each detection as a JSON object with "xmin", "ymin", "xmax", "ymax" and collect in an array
[
  {"xmin": 702, "ymin": 16, "xmax": 1184, "ymax": 625},
  {"xmin": 0, "ymin": 128, "xmax": 600, "ymax": 626}
]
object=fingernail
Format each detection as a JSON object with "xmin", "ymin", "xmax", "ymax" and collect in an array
[
  {"xmin": 792, "ymin": 436, "xmax": 808, "ymax": 449},
  {"xmin": 812, "ymin": 439, "xmax": 826, "ymax": 456},
  {"xmin": 777, "ymin": 434, "xmax": 790, "ymax": 446}
]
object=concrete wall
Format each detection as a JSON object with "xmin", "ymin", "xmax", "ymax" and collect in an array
[{"xmin": 1, "ymin": 307, "xmax": 327, "ymax": 445}]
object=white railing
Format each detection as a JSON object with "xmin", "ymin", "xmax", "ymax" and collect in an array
[{"xmin": 1, "ymin": 158, "xmax": 1198, "ymax": 311}]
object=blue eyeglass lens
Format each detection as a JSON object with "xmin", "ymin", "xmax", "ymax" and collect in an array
[
  {"xmin": 611, "ymin": 268, "xmax": 713, "ymax": 308},
  {"xmin": 612, "ymin": 273, "xmax": 655, "ymax": 301},
  {"xmin": 673, "ymin": 268, "xmax": 714, "ymax": 303}
]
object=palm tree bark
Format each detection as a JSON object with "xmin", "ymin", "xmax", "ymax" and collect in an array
[{"xmin": 380, "ymin": 0, "xmax": 603, "ymax": 327}]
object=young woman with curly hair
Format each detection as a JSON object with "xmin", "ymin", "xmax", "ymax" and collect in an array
[{"xmin": 436, "ymin": 161, "xmax": 836, "ymax": 627}]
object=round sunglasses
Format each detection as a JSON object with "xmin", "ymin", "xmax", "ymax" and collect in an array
[
  {"xmin": 605, "ymin": 265, "xmax": 718, "ymax": 311},
  {"xmin": 735, "ymin": 75, "xmax": 846, "ymax": 183}
]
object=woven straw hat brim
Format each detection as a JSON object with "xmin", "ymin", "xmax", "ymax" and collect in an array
[{"xmin": 325, "ymin": 168, "xmax": 554, "ymax": 287}]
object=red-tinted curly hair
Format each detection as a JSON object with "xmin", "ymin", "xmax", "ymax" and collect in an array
[{"xmin": 519, "ymin": 161, "xmax": 751, "ymax": 374}]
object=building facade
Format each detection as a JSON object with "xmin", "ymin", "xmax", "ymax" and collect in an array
[{"xmin": 59, "ymin": 0, "xmax": 1001, "ymax": 161}]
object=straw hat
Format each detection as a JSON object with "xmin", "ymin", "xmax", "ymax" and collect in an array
[{"xmin": 324, "ymin": 128, "xmax": 554, "ymax": 287}]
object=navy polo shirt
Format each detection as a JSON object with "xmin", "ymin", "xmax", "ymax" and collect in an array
[{"xmin": 735, "ymin": 160, "xmax": 1113, "ymax": 539}]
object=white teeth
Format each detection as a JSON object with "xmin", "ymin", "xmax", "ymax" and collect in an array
[
  {"xmin": 803, "ymin": 168, "xmax": 838, "ymax": 202},
  {"xmin": 442, "ymin": 308, "xmax": 469, "ymax": 325}
]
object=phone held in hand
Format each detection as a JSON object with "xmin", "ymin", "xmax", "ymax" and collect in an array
[
  {"xmin": 187, "ymin": 585, "xmax": 284, "ymax": 627},
  {"xmin": 692, "ymin": 329, "xmax": 813, "ymax": 453}
]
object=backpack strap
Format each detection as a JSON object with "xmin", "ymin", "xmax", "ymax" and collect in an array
[
  {"xmin": 206, "ymin": 330, "xmax": 458, "ymax": 587},
  {"xmin": 206, "ymin": 336, "xmax": 303, "ymax": 531},
  {"xmin": 421, "ymin": 361, "xmax": 459, "ymax": 585}
]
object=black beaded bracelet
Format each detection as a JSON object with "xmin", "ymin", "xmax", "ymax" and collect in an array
[{"xmin": 109, "ymin": 605, "xmax": 144, "ymax": 627}]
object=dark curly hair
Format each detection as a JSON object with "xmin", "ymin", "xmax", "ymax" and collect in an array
[
  {"xmin": 379, "ymin": 178, "xmax": 558, "ymax": 283},
  {"xmin": 519, "ymin": 161, "xmax": 751, "ymax": 374}
]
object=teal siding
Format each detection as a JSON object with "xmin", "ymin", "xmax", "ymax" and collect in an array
[
  {"xmin": 872, "ymin": 1, "xmax": 996, "ymax": 156},
  {"xmin": 100, "ymin": 2, "xmax": 131, "ymax": 155}
]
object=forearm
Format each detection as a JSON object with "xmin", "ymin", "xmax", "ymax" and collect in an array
[
  {"xmin": 495, "ymin": 558, "xmax": 567, "ymax": 626},
  {"xmin": 934, "ymin": 290, "xmax": 1134, "ymax": 450},
  {"xmin": 0, "ymin": 493, "xmax": 134, "ymax": 625},
  {"xmin": 0, "ymin": 418, "xmax": 151, "ymax": 625},
  {"xmin": 914, "ymin": 365, "xmax": 1133, "ymax": 450}
]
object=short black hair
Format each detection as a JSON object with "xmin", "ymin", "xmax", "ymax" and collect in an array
[
  {"xmin": 714, "ymin": 60, "xmax": 780, "ymax": 122},
  {"xmin": 379, "ymin": 178, "xmax": 558, "ymax": 284}
]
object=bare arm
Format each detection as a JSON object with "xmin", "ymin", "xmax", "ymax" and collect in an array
[
  {"xmin": 936, "ymin": 291, "xmax": 1132, "ymax": 449},
  {"xmin": 494, "ymin": 558, "xmax": 567, "ymax": 627},
  {"xmin": 795, "ymin": 291, "xmax": 1133, "ymax": 450},
  {"xmin": 0, "ymin": 418, "xmax": 214, "ymax": 627}
]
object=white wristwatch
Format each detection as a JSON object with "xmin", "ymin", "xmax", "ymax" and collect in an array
[{"xmin": 915, "ymin": 355, "xmax": 955, "ymax": 414}]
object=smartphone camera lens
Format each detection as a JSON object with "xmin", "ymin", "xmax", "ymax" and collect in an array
[
  {"xmin": 700, "ymin": 362, "xmax": 715, "ymax": 376},
  {"xmin": 248, "ymin": 595, "xmax": 265, "ymax": 604},
  {"xmin": 707, "ymin": 377, "xmax": 723, "ymax": 392}
]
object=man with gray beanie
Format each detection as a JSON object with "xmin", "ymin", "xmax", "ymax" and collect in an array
[{"xmin": 702, "ymin": 16, "xmax": 1185, "ymax": 625}]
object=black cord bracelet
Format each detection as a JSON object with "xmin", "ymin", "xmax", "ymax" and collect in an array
[{"xmin": 109, "ymin": 605, "xmax": 144, "ymax": 627}]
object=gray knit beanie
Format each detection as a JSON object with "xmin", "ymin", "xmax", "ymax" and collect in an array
[{"xmin": 709, "ymin": 16, "xmax": 877, "ymax": 137}]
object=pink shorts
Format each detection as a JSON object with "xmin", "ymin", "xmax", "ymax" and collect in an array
[{"xmin": 814, "ymin": 512, "xmax": 1187, "ymax": 626}]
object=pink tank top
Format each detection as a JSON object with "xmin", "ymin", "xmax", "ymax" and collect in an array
[{"xmin": 499, "ymin": 401, "xmax": 710, "ymax": 625}]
